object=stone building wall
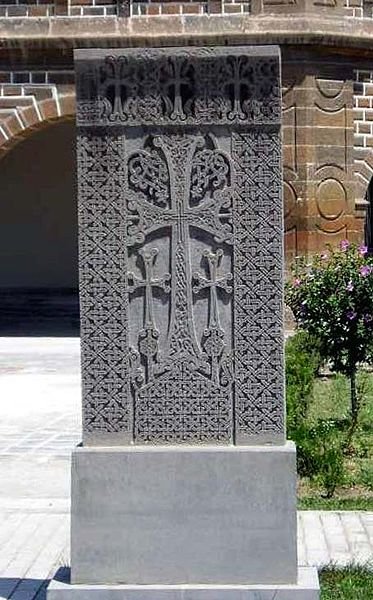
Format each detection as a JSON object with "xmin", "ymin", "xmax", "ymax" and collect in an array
[
  {"xmin": 1, "ymin": 0, "xmax": 373, "ymax": 18},
  {"xmin": 282, "ymin": 52, "xmax": 362, "ymax": 262},
  {"xmin": 353, "ymin": 69, "xmax": 373, "ymax": 215},
  {"xmin": 345, "ymin": 0, "xmax": 363, "ymax": 18},
  {"xmin": 0, "ymin": 0, "xmax": 251, "ymax": 17},
  {"xmin": 0, "ymin": 6, "xmax": 372, "ymax": 265}
]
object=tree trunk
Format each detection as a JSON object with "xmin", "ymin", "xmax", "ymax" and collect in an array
[
  {"xmin": 344, "ymin": 367, "xmax": 359, "ymax": 454},
  {"xmin": 350, "ymin": 368, "xmax": 358, "ymax": 423}
]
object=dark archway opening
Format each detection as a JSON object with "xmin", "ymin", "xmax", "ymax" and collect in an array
[
  {"xmin": 364, "ymin": 176, "xmax": 373, "ymax": 256},
  {"xmin": 0, "ymin": 120, "xmax": 79, "ymax": 335}
]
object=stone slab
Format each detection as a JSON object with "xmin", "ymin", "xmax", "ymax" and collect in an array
[
  {"xmin": 75, "ymin": 45, "xmax": 284, "ymax": 448},
  {"xmin": 48, "ymin": 567, "xmax": 319, "ymax": 600},
  {"xmin": 71, "ymin": 443, "xmax": 297, "ymax": 585}
]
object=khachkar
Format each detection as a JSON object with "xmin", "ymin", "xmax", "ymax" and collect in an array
[{"xmin": 48, "ymin": 46, "xmax": 319, "ymax": 599}]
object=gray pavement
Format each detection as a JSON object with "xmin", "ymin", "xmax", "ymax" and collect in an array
[{"xmin": 0, "ymin": 338, "xmax": 371, "ymax": 600}]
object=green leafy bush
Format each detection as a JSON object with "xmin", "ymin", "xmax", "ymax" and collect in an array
[
  {"xmin": 286, "ymin": 241, "xmax": 373, "ymax": 424},
  {"xmin": 312, "ymin": 421, "xmax": 346, "ymax": 498},
  {"xmin": 360, "ymin": 462, "xmax": 373, "ymax": 491},
  {"xmin": 285, "ymin": 333, "xmax": 346, "ymax": 497},
  {"xmin": 285, "ymin": 331, "xmax": 320, "ymax": 436}
]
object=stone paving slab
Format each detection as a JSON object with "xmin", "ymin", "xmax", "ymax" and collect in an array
[{"xmin": 0, "ymin": 338, "xmax": 81, "ymax": 457}]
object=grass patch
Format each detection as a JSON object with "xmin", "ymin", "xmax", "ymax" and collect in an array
[
  {"xmin": 299, "ymin": 496, "xmax": 373, "ymax": 511},
  {"xmin": 294, "ymin": 372, "xmax": 373, "ymax": 509},
  {"xmin": 320, "ymin": 565, "xmax": 373, "ymax": 599}
]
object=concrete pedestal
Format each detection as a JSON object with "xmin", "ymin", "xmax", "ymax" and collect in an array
[
  {"xmin": 47, "ymin": 442, "xmax": 319, "ymax": 600},
  {"xmin": 47, "ymin": 442, "xmax": 319, "ymax": 599},
  {"xmin": 70, "ymin": 444, "xmax": 298, "ymax": 585},
  {"xmin": 48, "ymin": 567, "xmax": 320, "ymax": 600}
]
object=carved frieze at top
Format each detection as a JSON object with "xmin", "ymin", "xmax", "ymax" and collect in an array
[{"xmin": 75, "ymin": 46, "xmax": 281, "ymax": 128}]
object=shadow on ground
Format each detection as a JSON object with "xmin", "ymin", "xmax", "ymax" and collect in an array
[
  {"xmin": 0, "ymin": 289, "xmax": 79, "ymax": 336},
  {"xmin": 0, "ymin": 569, "xmax": 70, "ymax": 599},
  {"xmin": 0, "ymin": 577, "xmax": 49, "ymax": 599}
]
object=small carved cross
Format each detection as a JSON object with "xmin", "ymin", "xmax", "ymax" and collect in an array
[
  {"xmin": 127, "ymin": 248, "xmax": 170, "ymax": 380},
  {"xmin": 100, "ymin": 57, "xmax": 128, "ymax": 119},
  {"xmin": 192, "ymin": 249, "xmax": 232, "ymax": 385},
  {"xmin": 192, "ymin": 249, "xmax": 232, "ymax": 330},
  {"xmin": 163, "ymin": 56, "xmax": 191, "ymax": 120},
  {"xmin": 128, "ymin": 248, "xmax": 170, "ymax": 328},
  {"xmin": 224, "ymin": 56, "xmax": 250, "ymax": 120}
]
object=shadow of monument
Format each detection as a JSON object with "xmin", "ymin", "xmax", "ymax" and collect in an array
[
  {"xmin": 0, "ymin": 569, "xmax": 70, "ymax": 599},
  {"xmin": 0, "ymin": 577, "xmax": 49, "ymax": 599}
]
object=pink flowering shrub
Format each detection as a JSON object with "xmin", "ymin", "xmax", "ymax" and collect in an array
[{"xmin": 286, "ymin": 241, "xmax": 373, "ymax": 420}]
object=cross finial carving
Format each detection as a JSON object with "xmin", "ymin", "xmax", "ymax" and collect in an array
[
  {"xmin": 127, "ymin": 248, "xmax": 170, "ymax": 380},
  {"xmin": 192, "ymin": 249, "xmax": 233, "ymax": 384},
  {"xmin": 193, "ymin": 249, "xmax": 232, "ymax": 329}
]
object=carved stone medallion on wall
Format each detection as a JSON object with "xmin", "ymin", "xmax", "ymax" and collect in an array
[{"xmin": 75, "ymin": 46, "xmax": 284, "ymax": 446}]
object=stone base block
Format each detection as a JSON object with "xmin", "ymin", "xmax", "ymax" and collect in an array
[
  {"xmin": 47, "ymin": 568, "xmax": 320, "ymax": 600},
  {"xmin": 71, "ymin": 443, "xmax": 297, "ymax": 585}
]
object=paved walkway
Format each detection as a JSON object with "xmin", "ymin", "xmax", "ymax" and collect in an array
[{"xmin": 0, "ymin": 338, "xmax": 371, "ymax": 599}]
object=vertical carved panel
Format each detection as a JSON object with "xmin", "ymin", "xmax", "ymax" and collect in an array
[
  {"xmin": 75, "ymin": 46, "xmax": 283, "ymax": 446},
  {"xmin": 232, "ymin": 131, "xmax": 284, "ymax": 444},
  {"xmin": 281, "ymin": 56, "xmax": 356, "ymax": 259},
  {"xmin": 78, "ymin": 133, "xmax": 132, "ymax": 445},
  {"xmin": 128, "ymin": 133, "xmax": 234, "ymax": 444}
]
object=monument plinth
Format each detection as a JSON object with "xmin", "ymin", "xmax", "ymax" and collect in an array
[{"xmin": 48, "ymin": 45, "xmax": 319, "ymax": 599}]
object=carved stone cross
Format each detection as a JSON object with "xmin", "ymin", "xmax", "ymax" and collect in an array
[
  {"xmin": 192, "ymin": 249, "xmax": 232, "ymax": 384},
  {"xmin": 128, "ymin": 134, "xmax": 233, "ymax": 372},
  {"xmin": 192, "ymin": 249, "xmax": 233, "ymax": 330},
  {"xmin": 127, "ymin": 247, "xmax": 170, "ymax": 380}
]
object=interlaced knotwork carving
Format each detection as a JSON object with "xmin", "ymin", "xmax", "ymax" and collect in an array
[
  {"xmin": 77, "ymin": 132, "xmax": 132, "ymax": 440},
  {"xmin": 191, "ymin": 150, "xmax": 230, "ymax": 203},
  {"xmin": 128, "ymin": 149, "xmax": 170, "ymax": 208},
  {"xmin": 232, "ymin": 131, "xmax": 284, "ymax": 442},
  {"xmin": 76, "ymin": 46, "xmax": 284, "ymax": 446}
]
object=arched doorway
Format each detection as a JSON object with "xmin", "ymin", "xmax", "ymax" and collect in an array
[
  {"xmin": 0, "ymin": 119, "xmax": 79, "ymax": 335},
  {"xmin": 364, "ymin": 176, "xmax": 373, "ymax": 255}
]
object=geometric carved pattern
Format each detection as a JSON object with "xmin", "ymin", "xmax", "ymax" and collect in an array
[
  {"xmin": 77, "ymin": 133, "xmax": 131, "ymax": 440},
  {"xmin": 232, "ymin": 132, "xmax": 284, "ymax": 442},
  {"xmin": 75, "ymin": 46, "xmax": 284, "ymax": 445}
]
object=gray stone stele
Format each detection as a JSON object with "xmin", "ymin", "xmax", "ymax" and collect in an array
[
  {"xmin": 75, "ymin": 44, "xmax": 285, "ymax": 448},
  {"xmin": 47, "ymin": 45, "xmax": 319, "ymax": 599}
]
